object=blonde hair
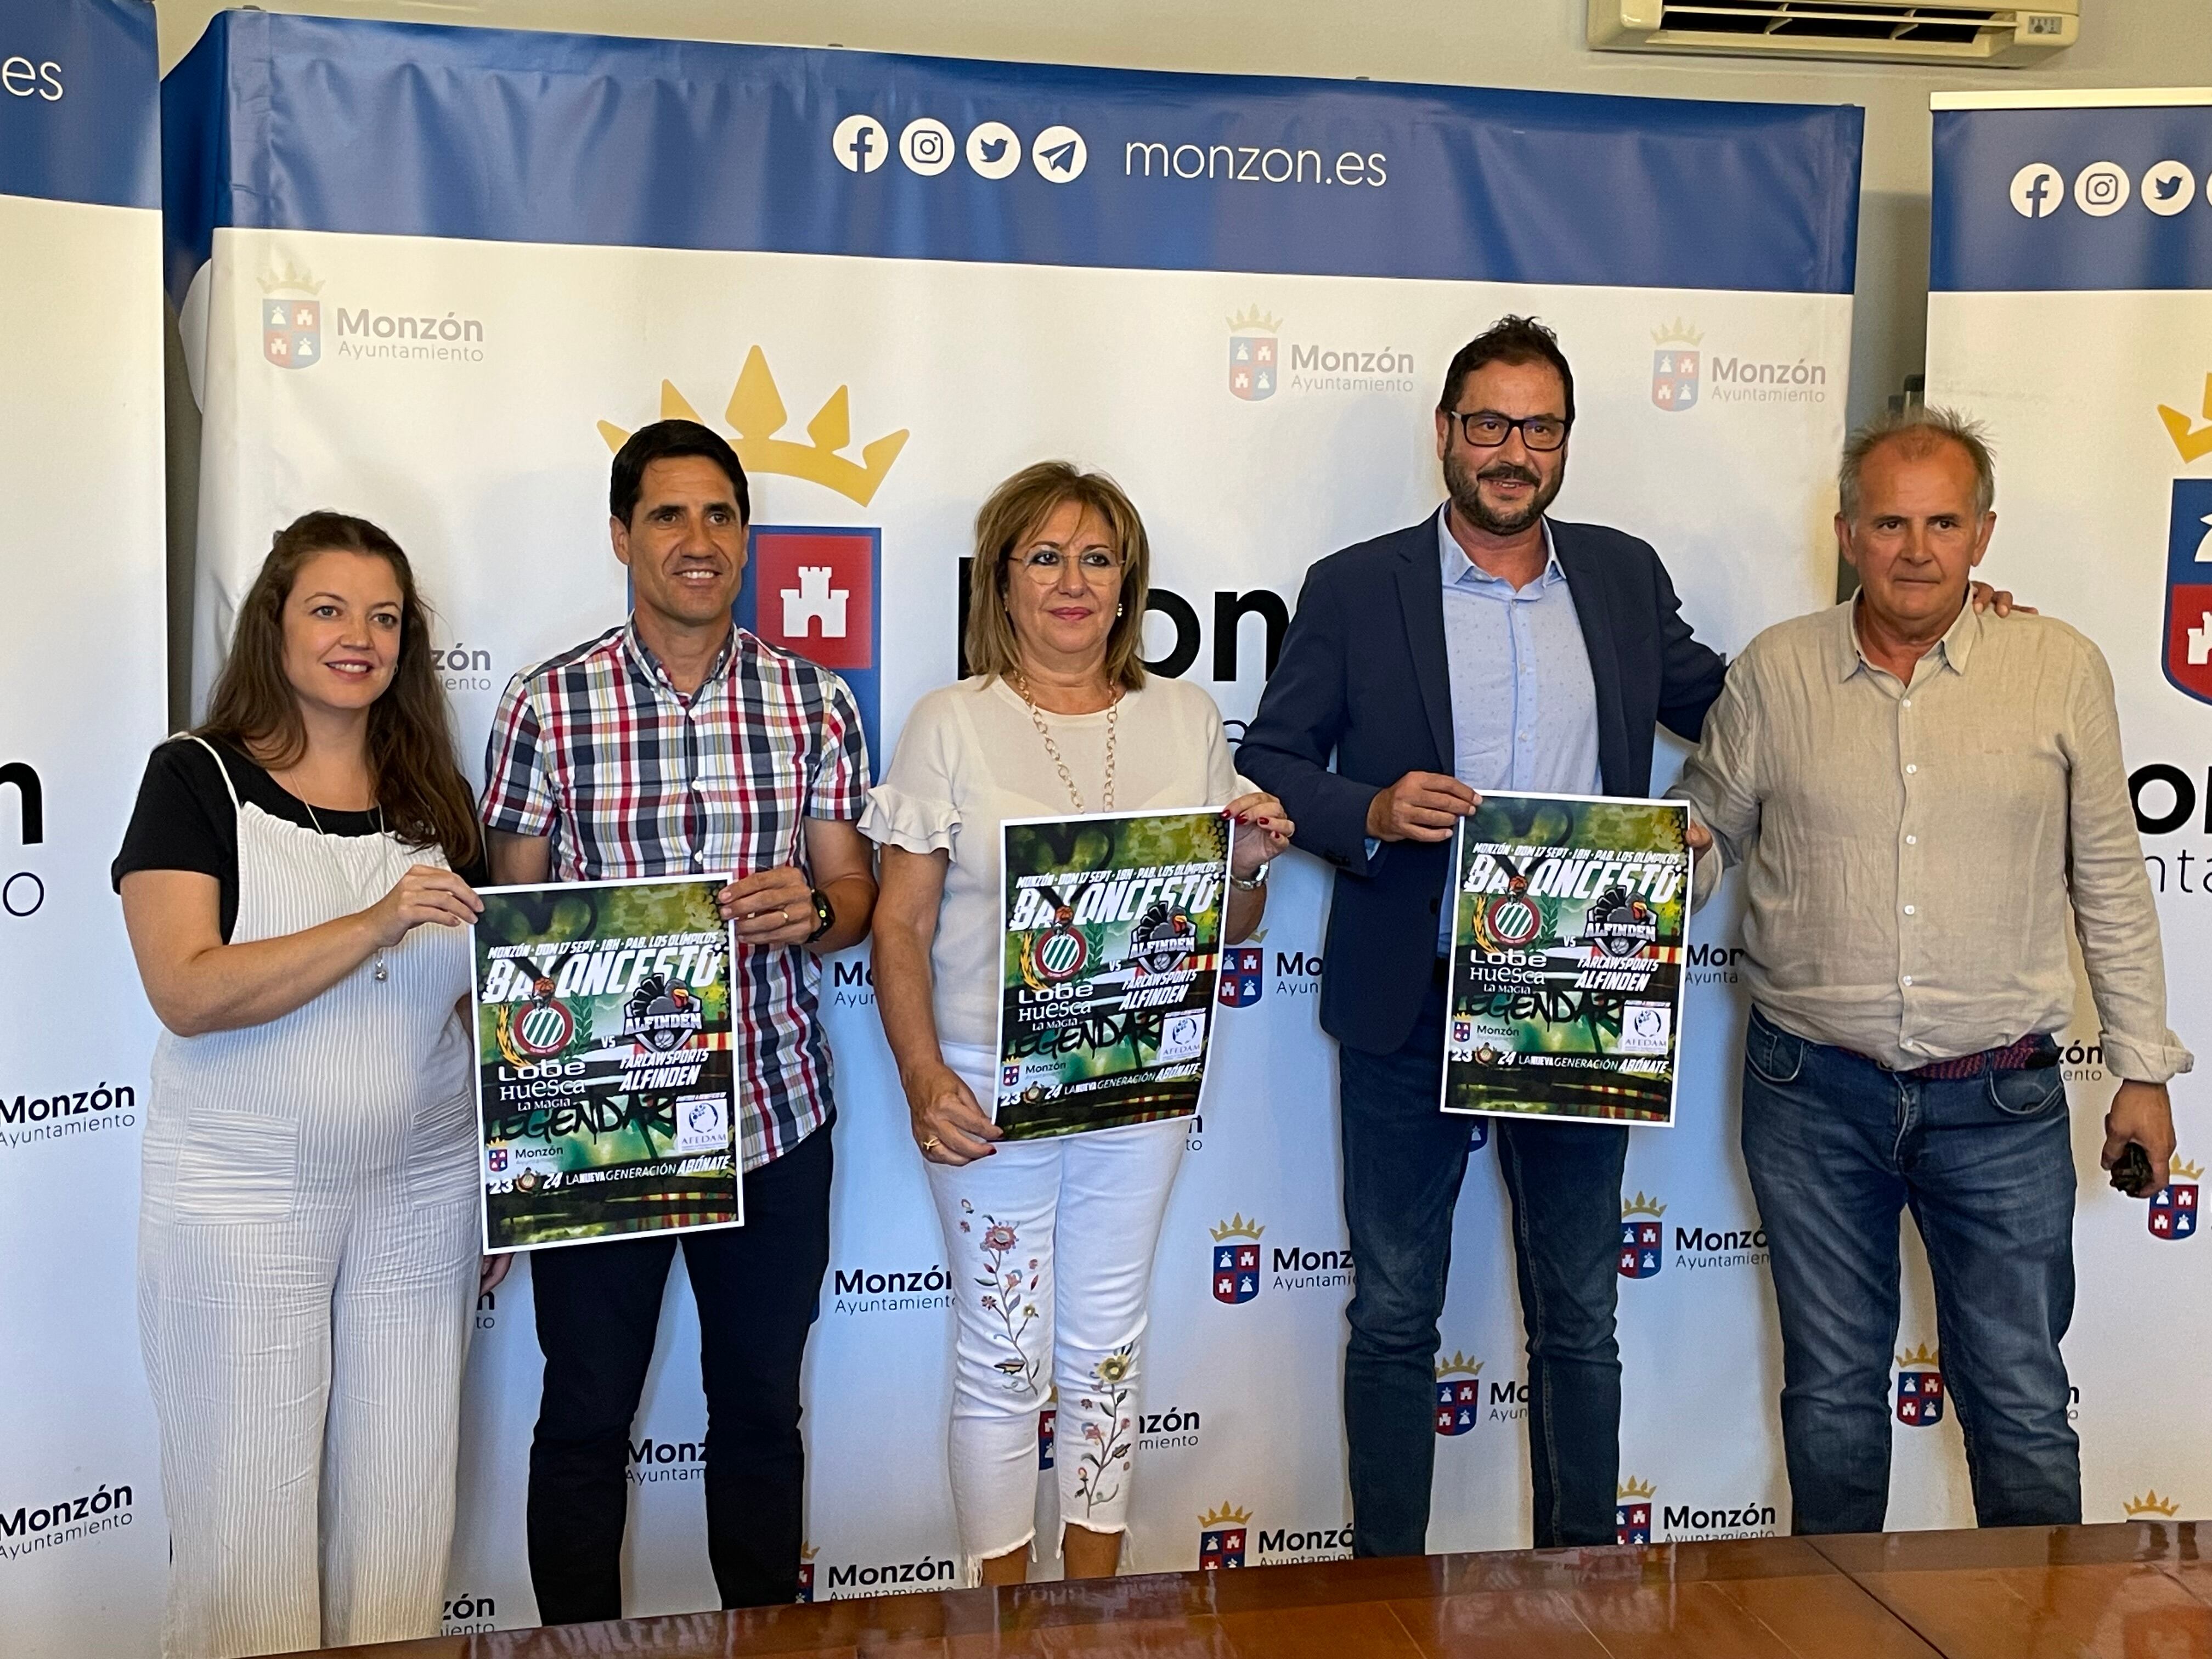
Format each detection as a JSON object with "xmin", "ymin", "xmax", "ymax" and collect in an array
[{"xmin": 965, "ymin": 461, "xmax": 1151, "ymax": 692}]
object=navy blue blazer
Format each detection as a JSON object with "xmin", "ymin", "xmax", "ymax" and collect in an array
[{"xmin": 1235, "ymin": 515, "xmax": 1728, "ymax": 1056}]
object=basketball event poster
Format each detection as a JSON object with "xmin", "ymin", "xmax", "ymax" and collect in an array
[
  {"xmin": 994, "ymin": 809, "xmax": 1232, "ymax": 1140},
  {"xmin": 470, "ymin": 876, "xmax": 742, "ymax": 1250},
  {"xmin": 1441, "ymin": 793, "xmax": 1690, "ymax": 1126}
]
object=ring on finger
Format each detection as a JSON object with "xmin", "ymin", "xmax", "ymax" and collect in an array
[{"xmin": 921, "ymin": 1135, "xmax": 943, "ymax": 1153}]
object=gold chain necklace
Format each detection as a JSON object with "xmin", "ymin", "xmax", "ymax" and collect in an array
[{"xmin": 1013, "ymin": 670, "xmax": 1119, "ymax": 812}]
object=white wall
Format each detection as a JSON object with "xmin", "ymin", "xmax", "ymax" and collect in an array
[{"xmin": 150, "ymin": 0, "xmax": 2212, "ymax": 428}]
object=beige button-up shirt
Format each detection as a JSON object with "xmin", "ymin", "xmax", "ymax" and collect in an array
[{"xmin": 1673, "ymin": 598, "xmax": 2190, "ymax": 1082}]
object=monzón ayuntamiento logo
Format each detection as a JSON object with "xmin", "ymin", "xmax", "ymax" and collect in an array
[{"xmin": 599, "ymin": 347, "xmax": 906, "ymax": 763}]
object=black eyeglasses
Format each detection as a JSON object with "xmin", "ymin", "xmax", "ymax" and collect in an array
[{"xmin": 1447, "ymin": 410, "xmax": 1570, "ymax": 452}]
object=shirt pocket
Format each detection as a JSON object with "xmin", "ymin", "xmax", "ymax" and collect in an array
[
  {"xmin": 172, "ymin": 1107, "xmax": 300, "ymax": 1223},
  {"xmin": 407, "ymin": 1084, "xmax": 480, "ymax": 1211}
]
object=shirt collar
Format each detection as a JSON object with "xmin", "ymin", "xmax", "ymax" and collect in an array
[
  {"xmin": 622, "ymin": 616, "xmax": 740, "ymax": 699},
  {"xmin": 1837, "ymin": 592, "xmax": 1980, "ymax": 681},
  {"xmin": 1437, "ymin": 504, "xmax": 1563, "ymax": 590}
]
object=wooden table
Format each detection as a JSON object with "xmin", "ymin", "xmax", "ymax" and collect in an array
[{"xmin": 297, "ymin": 1521, "xmax": 2209, "ymax": 1657}]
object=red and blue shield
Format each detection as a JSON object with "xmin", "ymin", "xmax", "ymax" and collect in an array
[
  {"xmin": 737, "ymin": 526, "xmax": 882, "ymax": 772},
  {"xmin": 1218, "ymin": 946, "xmax": 1265, "ymax": 1007},
  {"xmin": 795, "ymin": 1559, "xmax": 814, "ymax": 1602},
  {"xmin": 1618, "ymin": 1218, "xmax": 1663, "ymax": 1279},
  {"xmin": 1212, "ymin": 1241, "xmax": 1260, "ymax": 1304},
  {"xmin": 2162, "ymin": 481, "xmax": 2212, "ymax": 706},
  {"xmin": 1037, "ymin": 1407, "xmax": 1056, "ymax": 1469},
  {"xmin": 1435, "ymin": 1376, "xmax": 1480, "ymax": 1436},
  {"xmin": 2149, "ymin": 1179, "xmax": 2198, "ymax": 1241},
  {"xmin": 1895, "ymin": 1369, "xmax": 1945, "ymax": 1426},
  {"xmin": 262, "ymin": 297, "xmax": 321, "ymax": 369},
  {"xmin": 1616, "ymin": 1499, "xmax": 1652, "ymax": 1545},
  {"xmin": 1229, "ymin": 334, "xmax": 1277, "ymax": 402},
  {"xmin": 1651, "ymin": 348, "xmax": 1697, "ymax": 411},
  {"xmin": 1199, "ymin": 1525, "xmax": 1246, "ymax": 1569}
]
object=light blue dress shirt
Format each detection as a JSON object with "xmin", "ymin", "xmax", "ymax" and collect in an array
[{"xmin": 1433, "ymin": 506, "xmax": 1602, "ymax": 949}]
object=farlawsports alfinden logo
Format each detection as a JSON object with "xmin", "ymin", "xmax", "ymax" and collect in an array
[{"xmin": 1894, "ymin": 1344, "xmax": 1945, "ymax": 1426}]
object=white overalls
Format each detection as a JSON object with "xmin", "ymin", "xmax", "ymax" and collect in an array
[{"xmin": 137, "ymin": 738, "xmax": 478, "ymax": 1659}]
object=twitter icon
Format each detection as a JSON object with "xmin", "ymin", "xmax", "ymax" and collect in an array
[
  {"xmin": 967, "ymin": 121, "xmax": 1022, "ymax": 179},
  {"xmin": 2144, "ymin": 160, "xmax": 2197, "ymax": 217}
]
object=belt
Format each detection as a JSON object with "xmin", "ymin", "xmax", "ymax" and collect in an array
[{"xmin": 1865, "ymin": 1032, "xmax": 2055, "ymax": 1080}]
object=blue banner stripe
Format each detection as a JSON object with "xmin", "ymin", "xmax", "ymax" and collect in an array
[
  {"xmin": 162, "ymin": 12, "xmax": 1861, "ymax": 306},
  {"xmin": 0, "ymin": 0, "xmax": 156, "ymax": 210},
  {"xmin": 1933, "ymin": 103, "xmax": 2212, "ymax": 292}
]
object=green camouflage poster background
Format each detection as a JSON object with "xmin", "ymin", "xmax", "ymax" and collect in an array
[
  {"xmin": 472, "ymin": 877, "xmax": 741, "ymax": 1249},
  {"xmin": 1442, "ymin": 793, "xmax": 1690, "ymax": 1126},
  {"xmin": 995, "ymin": 809, "xmax": 1232, "ymax": 1140}
]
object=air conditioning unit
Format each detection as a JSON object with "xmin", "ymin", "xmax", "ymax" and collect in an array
[{"xmin": 1588, "ymin": 0, "xmax": 2077, "ymax": 65}]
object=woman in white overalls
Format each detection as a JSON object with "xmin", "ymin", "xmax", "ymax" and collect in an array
[{"xmin": 116, "ymin": 512, "xmax": 492, "ymax": 1659}]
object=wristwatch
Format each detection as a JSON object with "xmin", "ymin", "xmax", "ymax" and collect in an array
[
  {"xmin": 804, "ymin": 887, "xmax": 837, "ymax": 944},
  {"xmin": 1229, "ymin": 860, "xmax": 1271, "ymax": 893}
]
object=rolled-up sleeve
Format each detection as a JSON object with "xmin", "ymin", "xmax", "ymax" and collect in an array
[
  {"xmin": 1669, "ymin": 655, "xmax": 1763, "ymax": 913},
  {"xmin": 2064, "ymin": 640, "xmax": 2193, "ymax": 1084}
]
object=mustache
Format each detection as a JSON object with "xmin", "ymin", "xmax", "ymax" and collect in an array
[{"xmin": 1478, "ymin": 463, "xmax": 1541, "ymax": 487}]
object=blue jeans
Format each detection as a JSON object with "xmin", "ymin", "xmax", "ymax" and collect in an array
[
  {"xmin": 1339, "ymin": 980, "xmax": 1628, "ymax": 1554},
  {"xmin": 1740, "ymin": 1007, "xmax": 2080, "ymax": 1536}
]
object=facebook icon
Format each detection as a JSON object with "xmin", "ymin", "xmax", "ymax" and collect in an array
[
  {"xmin": 2008, "ymin": 161, "xmax": 2063, "ymax": 218},
  {"xmin": 833, "ymin": 113, "xmax": 888, "ymax": 174}
]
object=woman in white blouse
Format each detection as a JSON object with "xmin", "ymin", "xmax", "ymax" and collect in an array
[{"xmin": 864, "ymin": 462, "xmax": 1288, "ymax": 1583}]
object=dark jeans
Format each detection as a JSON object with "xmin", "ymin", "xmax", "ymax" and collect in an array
[
  {"xmin": 526, "ymin": 1118, "xmax": 833, "ymax": 1621},
  {"xmin": 1740, "ymin": 1007, "xmax": 2080, "ymax": 1536},
  {"xmin": 1339, "ymin": 979, "xmax": 1628, "ymax": 1554}
]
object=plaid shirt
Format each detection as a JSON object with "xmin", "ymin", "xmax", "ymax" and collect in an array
[{"xmin": 482, "ymin": 619, "xmax": 868, "ymax": 1170}]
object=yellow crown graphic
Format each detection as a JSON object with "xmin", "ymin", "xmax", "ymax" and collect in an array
[
  {"xmin": 1622, "ymin": 1190, "xmax": 1667, "ymax": 1220},
  {"xmin": 2126, "ymin": 1489, "xmax": 2181, "ymax": 1519},
  {"xmin": 800, "ymin": 1541, "xmax": 819, "ymax": 1561},
  {"xmin": 597, "ymin": 346, "xmax": 909, "ymax": 508},
  {"xmin": 2171, "ymin": 1156, "xmax": 2204, "ymax": 1181},
  {"xmin": 1896, "ymin": 1343, "xmax": 1941, "ymax": 1369},
  {"xmin": 1211, "ymin": 1212, "xmax": 1265, "ymax": 1242},
  {"xmin": 1228, "ymin": 304, "xmax": 1283, "ymax": 335},
  {"xmin": 2157, "ymin": 374, "xmax": 2212, "ymax": 465},
  {"xmin": 1618, "ymin": 1476, "xmax": 1656, "ymax": 1500},
  {"xmin": 1436, "ymin": 1350, "xmax": 1484, "ymax": 1380},
  {"xmin": 1200, "ymin": 1501, "xmax": 1255, "ymax": 1527},
  {"xmin": 1651, "ymin": 318, "xmax": 1703, "ymax": 347},
  {"xmin": 258, "ymin": 258, "xmax": 323, "ymax": 296}
]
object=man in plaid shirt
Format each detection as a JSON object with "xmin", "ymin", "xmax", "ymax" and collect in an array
[{"xmin": 482, "ymin": 419, "xmax": 877, "ymax": 1620}]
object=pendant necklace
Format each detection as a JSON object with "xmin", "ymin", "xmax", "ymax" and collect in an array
[{"xmin": 303, "ymin": 798, "xmax": 392, "ymax": 982}]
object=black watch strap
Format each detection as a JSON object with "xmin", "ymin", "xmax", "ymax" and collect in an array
[{"xmin": 804, "ymin": 886, "xmax": 836, "ymax": 944}]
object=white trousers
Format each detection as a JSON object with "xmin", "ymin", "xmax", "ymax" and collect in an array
[
  {"xmin": 928, "ymin": 1045, "xmax": 1188, "ymax": 1566},
  {"xmin": 139, "ymin": 1163, "xmax": 477, "ymax": 1658}
]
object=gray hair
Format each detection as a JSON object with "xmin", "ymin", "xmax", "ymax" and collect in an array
[{"xmin": 1837, "ymin": 405, "xmax": 1996, "ymax": 523}]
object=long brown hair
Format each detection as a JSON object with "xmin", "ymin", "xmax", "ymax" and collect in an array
[
  {"xmin": 200, "ymin": 511, "xmax": 482, "ymax": 867},
  {"xmin": 964, "ymin": 461, "xmax": 1152, "ymax": 692}
]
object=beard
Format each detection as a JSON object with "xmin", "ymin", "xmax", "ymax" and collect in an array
[{"xmin": 1443, "ymin": 446, "xmax": 1565, "ymax": 537}]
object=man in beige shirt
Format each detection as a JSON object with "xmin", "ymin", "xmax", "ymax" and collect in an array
[{"xmin": 1674, "ymin": 407, "xmax": 2189, "ymax": 1536}]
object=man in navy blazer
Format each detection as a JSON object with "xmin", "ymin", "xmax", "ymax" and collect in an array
[{"xmin": 1237, "ymin": 316, "xmax": 1725, "ymax": 1554}]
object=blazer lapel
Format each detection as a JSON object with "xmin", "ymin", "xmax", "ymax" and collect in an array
[
  {"xmin": 1392, "ymin": 530, "xmax": 1455, "ymax": 772},
  {"xmin": 1554, "ymin": 526, "xmax": 1628, "ymax": 794}
]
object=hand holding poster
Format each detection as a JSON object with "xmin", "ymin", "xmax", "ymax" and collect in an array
[
  {"xmin": 1441, "ymin": 792, "xmax": 1690, "ymax": 1126},
  {"xmin": 473, "ymin": 877, "xmax": 742, "ymax": 1250},
  {"xmin": 996, "ymin": 809, "xmax": 1232, "ymax": 1140}
]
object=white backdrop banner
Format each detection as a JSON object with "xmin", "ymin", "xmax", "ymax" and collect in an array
[
  {"xmin": 0, "ymin": 2, "xmax": 169, "ymax": 1656},
  {"xmin": 1924, "ymin": 89, "xmax": 2212, "ymax": 1532},
  {"xmin": 155, "ymin": 13, "xmax": 1860, "ymax": 1641}
]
